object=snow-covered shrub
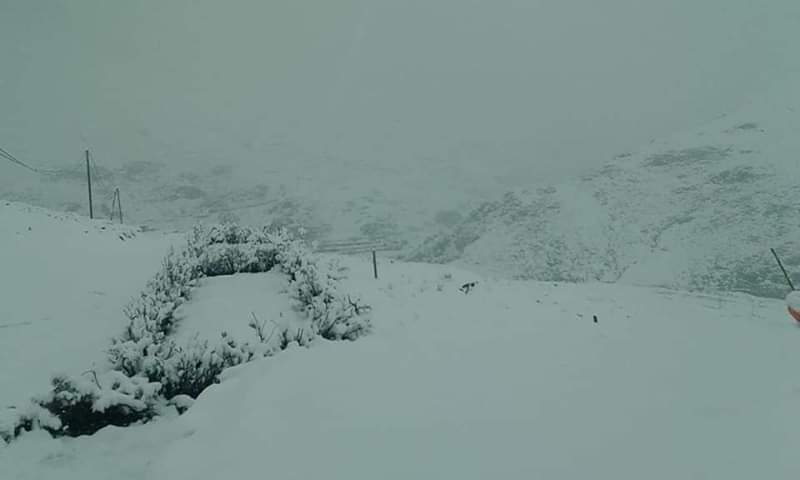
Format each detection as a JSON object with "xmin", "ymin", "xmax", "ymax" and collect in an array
[
  {"xmin": 276, "ymin": 327, "xmax": 314, "ymax": 350},
  {"xmin": 39, "ymin": 372, "xmax": 161, "ymax": 436},
  {"xmin": 0, "ymin": 402, "xmax": 59, "ymax": 444},
  {"xmin": 110, "ymin": 223, "xmax": 369, "ymax": 395},
  {"xmin": 314, "ymin": 295, "xmax": 372, "ymax": 340},
  {"xmin": 158, "ymin": 334, "xmax": 253, "ymax": 399},
  {"xmin": 157, "ymin": 326, "xmax": 315, "ymax": 399},
  {"xmin": 4, "ymin": 223, "xmax": 371, "ymax": 442},
  {"xmin": 120, "ymin": 246, "xmax": 201, "ymax": 340},
  {"xmin": 4, "ymin": 372, "xmax": 162, "ymax": 439},
  {"xmin": 167, "ymin": 394, "xmax": 195, "ymax": 414},
  {"xmin": 282, "ymin": 255, "xmax": 372, "ymax": 340},
  {"xmin": 188, "ymin": 224, "xmax": 283, "ymax": 275}
]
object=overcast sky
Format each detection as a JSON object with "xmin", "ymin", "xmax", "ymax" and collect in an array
[{"xmin": 1, "ymin": 0, "xmax": 798, "ymax": 183}]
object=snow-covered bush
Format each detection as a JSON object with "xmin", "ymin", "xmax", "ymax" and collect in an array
[
  {"xmin": 276, "ymin": 242, "xmax": 372, "ymax": 340},
  {"xmin": 110, "ymin": 224, "xmax": 370, "ymax": 382},
  {"xmin": 37, "ymin": 372, "xmax": 162, "ymax": 437},
  {"xmin": 4, "ymin": 223, "xmax": 371, "ymax": 442},
  {"xmin": 2, "ymin": 372, "xmax": 162, "ymax": 440},
  {"xmin": 158, "ymin": 334, "xmax": 253, "ymax": 399},
  {"xmin": 0, "ymin": 403, "xmax": 59, "ymax": 444},
  {"xmin": 108, "ymin": 223, "xmax": 370, "ymax": 397}
]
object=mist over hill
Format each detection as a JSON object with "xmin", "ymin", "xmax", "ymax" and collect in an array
[
  {"xmin": 2, "ymin": 0, "xmax": 799, "ymax": 295},
  {"xmin": 409, "ymin": 75, "xmax": 800, "ymax": 298},
  {"xmin": 2, "ymin": 1, "xmax": 798, "ymax": 231}
]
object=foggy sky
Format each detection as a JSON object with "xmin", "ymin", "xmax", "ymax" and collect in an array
[{"xmin": 1, "ymin": 0, "xmax": 798, "ymax": 183}]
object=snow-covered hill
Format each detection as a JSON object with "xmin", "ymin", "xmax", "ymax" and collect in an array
[
  {"xmin": 0, "ymin": 141, "xmax": 498, "ymax": 247},
  {"xmin": 409, "ymin": 79, "xmax": 800, "ymax": 298},
  {"xmin": 1, "ymin": 249, "xmax": 798, "ymax": 479},
  {"xmin": 6, "ymin": 76, "xmax": 800, "ymax": 297},
  {"xmin": 3, "ymin": 1, "xmax": 798, "ymax": 251}
]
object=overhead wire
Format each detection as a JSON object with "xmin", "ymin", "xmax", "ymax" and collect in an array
[
  {"xmin": 3, "ymin": 145, "xmax": 278, "ymax": 228},
  {"xmin": 0, "ymin": 145, "xmax": 74, "ymax": 176},
  {"xmin": 85, "ymin": 151, "xmax": 121, "ymax": 220}
]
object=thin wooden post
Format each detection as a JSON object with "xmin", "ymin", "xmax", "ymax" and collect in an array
[
  {"xmin": 85, "ymin": 150, "xmax": 93, "ymax": 219},
  {"xmin": 771, "ymin": 248, "xmax": 795, "ymax": 290},
  {"xmin": 110, "ymin": 189, "xmax": 117, "ymax": 221},
  {"xmin": 116, "ymin": 187, "xmax": 123, "ymax": 224},
  {"xmin": 372, "ymin": 250, "xmax": 378, "ymax": 279}
]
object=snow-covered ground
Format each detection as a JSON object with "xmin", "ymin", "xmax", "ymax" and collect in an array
[
  {"xmin": 0, "ymin": 201, "xmax": 174, "ymax": 409},
  {"xmin": 172, "ymin": 272, "xmax": 300, "ymax": 345},
  {"xmin": 2, "ymin": 243, "xmax": 799, "ymax": 479}
]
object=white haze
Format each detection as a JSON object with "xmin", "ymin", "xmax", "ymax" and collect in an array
[{"xmin": 1, "ymin": 0, "xmax": 798, "ymax": 185}]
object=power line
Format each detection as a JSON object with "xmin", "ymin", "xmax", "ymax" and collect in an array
[
  {"xmin": 0, "ymin": 146, "xmax": 37, "ymax": 172},
  {"xmin": 87, "ymin": 150, "xmax": 116, "ymax": 193},
  {"xmin": 89, "ymin": 151, "xmax": 102, "ymax": 183},
  {"xmin": 0, "ymin": 145, "xmax": 67, "ymax": 176}
]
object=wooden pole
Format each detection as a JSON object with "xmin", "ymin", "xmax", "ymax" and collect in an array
[
  {"xmin": 116, "ymin": 187, "xmax": 123, "ymax": 224},
  {"xmin": 85, "ymin": 150, "xmax": 93, "ymax": 219},
  {"xmin": 110, "ymin": 189, "xmax": 117, "ymax": 221},
  {"xmin": 372, "ymin": 250, "xmax": 378, "ymax": 280},
  {"xmin": 771, "ymin": 248, "xmax": 795, "ymax": 291}
]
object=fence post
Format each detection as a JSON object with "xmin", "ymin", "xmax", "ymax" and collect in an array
[
  {"xmin": 85, "ymin": 149, "xmax": 93, "ymax": 219},
  {"xmin": 372, "ymin": 250, "xmax": 378, "ymax": 280},
  {"xmin": 110, "ymin": 190, "xmax": 117, "ymax": 221},
  {"xmin": 116, "ymin": 187, "xmax": 123, "ymax": 224}
]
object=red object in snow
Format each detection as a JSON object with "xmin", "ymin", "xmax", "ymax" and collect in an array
[{"xmin": 788, "ymin": 306, "xmax": 800, "ymax": 323}]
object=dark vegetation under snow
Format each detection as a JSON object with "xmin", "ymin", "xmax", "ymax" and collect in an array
[{"xmin": 0, "ymin": 224, "xmax": 371, "ymax": 442}]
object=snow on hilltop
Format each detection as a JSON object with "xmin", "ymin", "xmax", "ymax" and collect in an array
[
  {"xmin": 408, "ymin": 82, "xmax": 800, "ymax": 298},
  {"xmin": 0, "ymin": 201, "xmax": 174, "ymax": 409}
]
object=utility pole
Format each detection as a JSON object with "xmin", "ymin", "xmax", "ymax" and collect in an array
[
  {"xmin": 110, "ymin": 190, "xmax": 116, "ymax": 221},
  {"xmin": 85, "ymin": 149, "xmax": 93, "ymax": 219},
  {"xmin": 116, "ymin": 187, "xmax": 123, "ymax": 224}
]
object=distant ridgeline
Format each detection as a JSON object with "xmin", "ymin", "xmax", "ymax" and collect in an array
[{"xmin": 408, "ymin": 120, "xmax": 800, "ymax": 299}]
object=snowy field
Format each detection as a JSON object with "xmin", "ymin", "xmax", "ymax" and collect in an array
[
  {"xmin": 2, "ymin": 1, "xmax": 799, "ymax": 477},
  {"xmin": 2, "ymin": 233, "xmax": 799, "ymax": 478},
  {"xmin": 0, "ymin": 202, "xmax": 174, "ymax": 409},
  {"xmin": 172, "ymin": 271, "xmax": 299, "ymax": 345}
]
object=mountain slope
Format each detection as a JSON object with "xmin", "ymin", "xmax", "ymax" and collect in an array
[
  {"xmin": 3, "ymin": 1, "xmax": 799, "ymax": 250},
  {"xmin": 409, "ymin": 81, "xmax": 800, "ymax": 298},
  {"xmin": 0, "ymin": 141, "xmax": 501, "ymax": 249}
]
